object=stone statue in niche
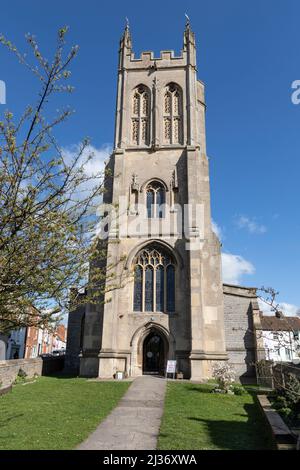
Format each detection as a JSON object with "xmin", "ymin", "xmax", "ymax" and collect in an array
[
  {"xmin": 131, "ymin": 173, "xmax": 139, "ymax": 192},
  {"xmin": 170, "ymin": 169, "xmax": 178, "ymax": 190},
  {"xmin": 129, "ymin": 173, "xmax": 139, "ymax": 216}
]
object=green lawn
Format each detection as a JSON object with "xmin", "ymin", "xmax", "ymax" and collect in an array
[
  {"xmin": 0, "ymin": 376, "xmax": 130, "ymax": 450},
  {"xmin": 158, "ymin": 383, "xmax": 275, "ymax": 450}
]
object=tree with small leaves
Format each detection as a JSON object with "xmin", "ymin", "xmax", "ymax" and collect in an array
[{"xmin": 0, "ymin": 27, "xmax": 124, "ymax": 334}]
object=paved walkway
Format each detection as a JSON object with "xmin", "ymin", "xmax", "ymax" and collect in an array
[{"xmin": 77, "ymin": 375, "xmax": 167, "ymax": 450}]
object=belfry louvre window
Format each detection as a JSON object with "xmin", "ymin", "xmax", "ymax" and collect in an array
[
  {"xmin": 133, "ymin": 245, "xmax": 175, "ymax": 313},
  {"xmin": 131, "ymin": 85, "xmax": 150, "ymax": 146},
  {"xmin": 146, "ymin": 181, "xmax": 165, "ymax": 218},
  {"xmin": 163, "ymin": 83, "xmax": 183, "ymax": 145}
]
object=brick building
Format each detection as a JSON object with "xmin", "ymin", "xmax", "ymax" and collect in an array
[{"xmin": 4, "ymin": 324, "xmax": 67, "ymax": 359}]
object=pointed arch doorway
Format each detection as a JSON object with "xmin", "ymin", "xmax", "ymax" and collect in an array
[{"xmin": 143, "ymin": 331, "xmax": 166, "ymax": 375}]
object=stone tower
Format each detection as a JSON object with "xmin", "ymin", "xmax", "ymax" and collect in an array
[{"xmin": 78, "ymin": 21, "xmax": 228, "ymax": 380}]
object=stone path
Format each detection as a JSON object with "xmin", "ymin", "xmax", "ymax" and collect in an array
[{"xmin": 77, "ymin": 375, "xmax": 167, "ymax": 450}]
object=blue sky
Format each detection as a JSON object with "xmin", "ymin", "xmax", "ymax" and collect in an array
[{"xmin": 1, "ymin": 0, "xmax": 299, "ymax": 314}]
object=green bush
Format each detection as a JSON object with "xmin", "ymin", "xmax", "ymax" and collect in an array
[
  {"xmin": 272, "ymin": 372, "xmax": 300, "ymax": 425},
  {"xmin": 272, "ymin": 395, "xmax": 288, "ymax": 409},
  {"xmin": 277, "ymin": 407, "xmax": 293, "ymax": 419},
  {"xmin": 232, "ymin": 385, "xmax": 247, "ymax": 396}
]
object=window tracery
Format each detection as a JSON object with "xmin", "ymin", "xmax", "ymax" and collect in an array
[
  {"xmin": 131, "ymin": 85, "xmax": 150, "ymax": 146},
  {"xmin": 163, "ymin": 83, "xmax": 183, "ymax": 144},
  {"xmin": 133, "ymin": 244, "xmax": 175, "ymax": 313},
  {"xmin": 146, "ymin": 181, "xmax": 165, "ymax": 218}
]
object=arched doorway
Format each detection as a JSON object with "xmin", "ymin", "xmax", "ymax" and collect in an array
[{"xmin": 143, "ymin": 332, "xmax": 165, "ymax": 375}]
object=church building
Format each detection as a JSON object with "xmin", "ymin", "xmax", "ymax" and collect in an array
[{"xmin": 65, "ymin": 22, "xmax": 262, "ymax": 381}]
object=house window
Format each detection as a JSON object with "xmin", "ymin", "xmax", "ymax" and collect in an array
[
  {"xmin": 146, "ymin": 181, "xmax": 165, "ymax": 218},
  {"xmin": 133, "ymin": 244, "xmax": 175, "ymax": 313},
  {"xmin": 163, "ymin": 83, "xmax": 183, "ymax": 145},
  {"xmin": 285, "ymin": 348, "xmax": 292, "ymax": 360},
  {"xmin": 131, "ymin": 85, "xmax": 150, "ymax": 146}
]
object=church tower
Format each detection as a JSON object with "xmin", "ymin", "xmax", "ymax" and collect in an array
[{"xmin": 79, "ymin": 21, "xmax": 228, "ymax": 380}]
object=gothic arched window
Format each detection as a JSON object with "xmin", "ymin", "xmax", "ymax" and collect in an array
[
  {"xmin": 163, "ymin": 83, "xmax": 183, "ymax": 145},
  {"xmin": 132, "ymin": 85, "xmax": 150, "ymax": 146},
  {"xmin": 133, "ymin": 244, "xmax": 175, "ymax": 313},
  {"xmin": 146, "ymin": 181, "xmax": 165, "ymax": 218}
]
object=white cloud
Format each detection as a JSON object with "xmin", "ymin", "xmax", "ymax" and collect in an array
[
  {"xmin": 60, "ymin": 143, "xmax": 112, "ymax": 204},
  {"xmin": 235, "ymin": 215, "xmax": 267, "ymax": 234},
  {"xmin": 258, "ymin": 298, "xmax": 273, "ymax": 315},
  {"xmin": 279, "ymin": 302, "xmax": 300, "ymax": 317},
  {"xmin": 62, "ymin": 143, "xmax": 111, "ymax": 179},
  {"xmin": 211, "ymin": 219, "xmax": 222, "ymax": 240},
  {"xmin": 221, "ymin": 252, "xmax": 255, "ymax": 285}
]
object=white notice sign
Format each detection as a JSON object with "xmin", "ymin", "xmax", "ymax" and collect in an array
[{"xmin": 166, "ymin": 360, "xmax": 177, "ymax": 374}]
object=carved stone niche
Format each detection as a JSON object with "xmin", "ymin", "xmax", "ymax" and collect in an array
[
  {"xmin": 131, "ymin": 173, "xmax": 140, "ymax": 192},
  {"xmin": 129, "ymin": 173, "xmax": 139, "ymax": 215},
  {"xmin": 170, "ymin": 168, "xmax": 178, "ymax": 190},
  {"xmin": 169, "ymin": 168, "xmax": 179, "ymax": 212}
]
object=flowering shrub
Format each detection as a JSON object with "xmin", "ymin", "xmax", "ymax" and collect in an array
[{"xmin": 212, "ymin": 362, "xmax": 236, "ymax": 392}]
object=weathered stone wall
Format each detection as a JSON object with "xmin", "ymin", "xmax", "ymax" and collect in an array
[
  {"xmin": 0, "ymin": 358, "xmax": 42, "ymax": 388},
  {"xmin": 223, "ymin": 284, "xmax": 257, "ymax": 380},
  {"xmin": 0, "ymin": 357, "xmax": 65, "ymax": 388}
]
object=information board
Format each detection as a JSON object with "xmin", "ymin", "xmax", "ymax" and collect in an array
[{"xmin": 166, "ymin": 360, "xmax": 177, "ymax": 374}]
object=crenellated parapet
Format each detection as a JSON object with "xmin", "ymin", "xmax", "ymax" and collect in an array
[
  {"xmin": 119, "ymin": 18, "xmax": 196, "ymax": 72},
  {"xmin": 115, "ymin": 19, "xmax": 203, "ymax": 151},
  {"xmin": 123, "ymin": 50, "xmax": 188, "ymax": 70}
]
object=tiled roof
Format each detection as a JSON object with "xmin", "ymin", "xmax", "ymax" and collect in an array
[{"xmin": 260, "ymin": 314, "xmax": 300, "ymax": 331}]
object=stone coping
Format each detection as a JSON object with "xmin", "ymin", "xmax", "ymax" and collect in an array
[
  {"xmin": 257, "ymin": 395, "xmax": 297, "ymax": 450},
  {"xmin": 0, "ymin": 357, "xmax": 42, "ymax": 366},
  {"xmin": 0, "ymin": 384, "xmax": 12, "ymax": 396}
]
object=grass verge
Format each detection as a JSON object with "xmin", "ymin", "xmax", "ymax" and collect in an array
[
  {"xmin": 0, "ymin": 376, "xmax": 130, "ymax": 450},
  {"xmin": 158, "ymin": 382, "xmax": 275, "ymax": 450}
]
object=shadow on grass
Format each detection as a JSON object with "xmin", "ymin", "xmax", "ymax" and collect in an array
[
  {"xmin": 185, "ymin": 384, "xmax": 216, "ymax": 393},
  {"xmin": 187, "ymin": 402, "xmax": 275, "ymax": 450},
  {"xmin": 41, "ymin": 371, "xmax": 78, "ymax": 379},
  {"xmin": 160, "ymin": 385, "xmax": 275, "ymax": 449}
]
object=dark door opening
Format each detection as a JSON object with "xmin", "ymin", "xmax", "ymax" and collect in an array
[{"xmin": 143, "ymin": 332, "xmax": 165, "ymax": 375}]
